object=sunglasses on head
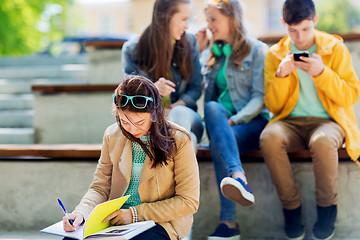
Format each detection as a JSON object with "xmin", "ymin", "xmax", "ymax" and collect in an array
[
  {"xmin": 214, "ymin": 0, "xmax": 228, "ymax": 4},
  {"xmin": 113, "ymin": 94, "xmax": 154, "ymax": 109}
]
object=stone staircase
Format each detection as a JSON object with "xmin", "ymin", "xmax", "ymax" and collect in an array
[{"xmin": 0, "ymin": 55, "xmax": 88, "ymax": 144}]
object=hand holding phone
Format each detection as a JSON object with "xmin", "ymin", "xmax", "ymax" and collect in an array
[{"xmin": 293, "ymin": 51, "xmax": 309, "ymax": 62}]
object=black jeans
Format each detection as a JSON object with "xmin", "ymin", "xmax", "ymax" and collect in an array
[{"xmin": 131, "ymin": 223, "xmax": 171, "ymax": 240}]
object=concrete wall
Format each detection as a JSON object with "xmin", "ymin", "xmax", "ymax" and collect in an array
[
  {"xmin": 0, "ymin": 160, "xmax": 360, "ymax": 239},
  {"xmin": 87, "ymin": 49, "xmax": 123, "ymax": 85},
  {"xmin": 34, "ymin": 92, "xmax": 115, "ymax": 144},
  {"xmin": 194, "ymin": 162, "xmax": 360, "ymax": 239}
]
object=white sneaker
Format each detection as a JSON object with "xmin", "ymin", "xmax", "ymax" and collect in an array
[{"xmin": 220, "ymin": 177, "xmax": 254, "ymax": 206}]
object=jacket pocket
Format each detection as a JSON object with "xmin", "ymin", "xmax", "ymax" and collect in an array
[{"xmin": 233, "ymin": 61, "xmax": 252, "ymax": 89}]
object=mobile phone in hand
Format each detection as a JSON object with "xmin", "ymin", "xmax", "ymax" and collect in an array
[{"xmin": 293, "ymin": 51, "xmax": 309, "ymax": 62}]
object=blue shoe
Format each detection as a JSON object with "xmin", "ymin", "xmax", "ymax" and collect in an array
[
  {"xmin": 207, "ymin": 223, "xmax": 240, "ymax": 240},
  {"xmin": 220, "ymin": 177, "xmax": 254, "ymax": 206},
  {"xmin": 283, "ymin": 206, "xmax": 305, "ymax": 240},
  {"xmin": 312, "ymin": 205, "xmax": 337, "ymax": 240}
]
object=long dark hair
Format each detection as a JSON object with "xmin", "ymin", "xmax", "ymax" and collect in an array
[
  {"xmin": 136, "ymin": 0, "xmax": 193, "ymax": 82},
  {"xmin": 206, "ymin": 0, "xmax": 251, "ymax": 68},
  {"xmin": 113, "ymin": 75, "xmax": 181, "ymax": 167}
]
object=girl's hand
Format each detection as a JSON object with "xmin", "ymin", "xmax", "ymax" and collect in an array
[
  {"xmin": 155, "ymin": 77, "xmax": 176, "ymax": 97},
  {"xmin": 63, "ymin": 213, "xmax": 84, "ymax": 232},
  {"xmin": 196, "ymin": 28, "xmax": 209, "ymax": 53},
  {"xmin": 103, "ymin": 209, "xmax": 133, "ymax": 226}
]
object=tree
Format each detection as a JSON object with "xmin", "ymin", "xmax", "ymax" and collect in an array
[
  {"xmin": 316, "ymin": 0, "xmax": 360, "ymax": 34},
  {"xmin": 0, "ymin": 0, "xmax": 71, "ymax": 56}
]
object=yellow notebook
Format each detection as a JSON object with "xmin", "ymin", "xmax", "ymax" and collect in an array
[
  {"xmin": 40, "ymin": 195, "xmax": 155, "ymax": 240},
  {"xmin": 84, "ymin": 195, "xmax": 130, "ymax": 237}
]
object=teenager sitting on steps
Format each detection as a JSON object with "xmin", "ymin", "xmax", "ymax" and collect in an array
[
  {"xmin": 197, "ymin": 0, "xmax": 269, "ymax": 239},
  {"xmin": 260, "ymin": 0, "xmax": 360, "ymax": 239}
]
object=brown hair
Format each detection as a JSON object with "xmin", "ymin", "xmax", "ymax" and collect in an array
[
  {"xmin": 113, "ymin": 75, "xmax": 187, "ymax": 167},
  {"xmin": 282, "ymin": 0, "xmax": 316, "ymax": 25},
  {"xmin": 206, "ymin": 0, "xmax": 251, "ymax": 68},
  {"xmin": 136, "ymin": 0, "xmax": 193, "ymax": 82}
]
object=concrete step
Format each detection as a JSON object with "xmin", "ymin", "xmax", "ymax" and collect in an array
[
  {"xmin": 0, "ymin": 110, "xmax": 33, "ymax": 128},
  {"xmin": 0, "ymin": 79, "xmax": 32, "ymax": 94},
  {"xmin": 0, "ymin": 161, "xmax": 359, "ymax": 239},
  {"xmin": 0, "ymin": 128, "xmax": 34, "ymax": 144},
  {"xmin": 32, "ymin": 78, "xmax": 88, "ymax": 86},
  {"xmin": 0, "ymin": 231, "xmax": 58, "ymax": 240},
  {"xmin": 0, "ymin": 79, "xmax": 88, "ymax": 94},
  {"xmin": 0, "ymin": 64, "xmax": 88, "ymax": 80},
  {"xmin": 0, "ymin": 94, "xmax": 33, "ymax": 110},
  {"xmin": 0, "ymin": 55, "xmax": 88, "ymax": 67}
]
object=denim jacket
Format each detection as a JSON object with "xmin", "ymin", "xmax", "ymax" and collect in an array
[
  {"xmin": 121, "ymin": 33, "xmax": 202, "ymax": 111},
  {"xmin": 204, "ymin": 37, "xmax": 268, "ymax": 124}
]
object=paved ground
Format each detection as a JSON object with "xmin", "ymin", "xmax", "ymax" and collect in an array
[{"xmin": 0, "ymin": 231, "xmax": 58, "ymax": 240}]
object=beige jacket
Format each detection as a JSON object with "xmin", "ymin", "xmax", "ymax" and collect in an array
[{"xmin": 73, "ymin": 122, "xmax": 200, "ymax": 240}]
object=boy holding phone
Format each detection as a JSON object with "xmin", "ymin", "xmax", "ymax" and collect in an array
[
  {"xmin": 293, "ymin": 51, "xmax": 309, "ymax": 62},
  {"xmin": 260, "ymin": 0, "xmax": 360, "ymax": 239}
]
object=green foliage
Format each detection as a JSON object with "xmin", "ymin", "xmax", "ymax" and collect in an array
[
  {"xmin": 0, "ymin": 0, "xmax": 71, "ymax": 56},
  {"xmin": 316, "ymin": 0, "xmax": 360, "ymax": 34}
]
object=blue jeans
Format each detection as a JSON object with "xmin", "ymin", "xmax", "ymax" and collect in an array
[{"xmin": 204, "ymin": 101, "xmax": 268, "ymax": 221}]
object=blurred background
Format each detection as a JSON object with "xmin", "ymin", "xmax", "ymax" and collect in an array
[
  {"xmin": 1, "ymin": 2, "xmax": 360, "ymax": 239},
  {"xmin": 1, "ymin": 0, "xmax": 360, "ymax": 56}
]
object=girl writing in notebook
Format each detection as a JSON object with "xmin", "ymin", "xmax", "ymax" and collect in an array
[{"xmin": 62, "ymin": 75, "xmax": 200, "ymax": 240}]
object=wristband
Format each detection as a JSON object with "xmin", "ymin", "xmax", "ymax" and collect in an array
[{"xmin": 129, "ymin": 207, "xmax": 138, "ymax": 223}]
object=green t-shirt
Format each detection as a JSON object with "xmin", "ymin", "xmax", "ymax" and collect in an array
[
  {"xmin": 289, "ymin": 42, "xmax": 329, "ymax": 118},
  {"xmin": 122, "ymin": 135, "xmax": 150, "ymax": 209},
  {"xmin": 215, "ymin": 45, "xmax": 236, "ymax": 116}
]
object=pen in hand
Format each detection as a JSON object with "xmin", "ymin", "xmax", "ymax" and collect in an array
[{"xmin": 57, "ymin": 198, "xmax": 74, "ymax": 225}]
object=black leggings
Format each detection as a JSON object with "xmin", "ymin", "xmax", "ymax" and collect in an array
[{"xmin": 131, "ymin": 223, "xmax": 171, "ymax": 240}]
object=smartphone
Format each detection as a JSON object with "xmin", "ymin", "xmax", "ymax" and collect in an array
[{"xmin": 293, "ymin": 51, "xmax": 309, "ymax": 62}]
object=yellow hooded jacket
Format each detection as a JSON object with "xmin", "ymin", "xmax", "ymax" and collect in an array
[{"xmin": 264, "ymin": 29, "xmax": 360, "ymax": 164}]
